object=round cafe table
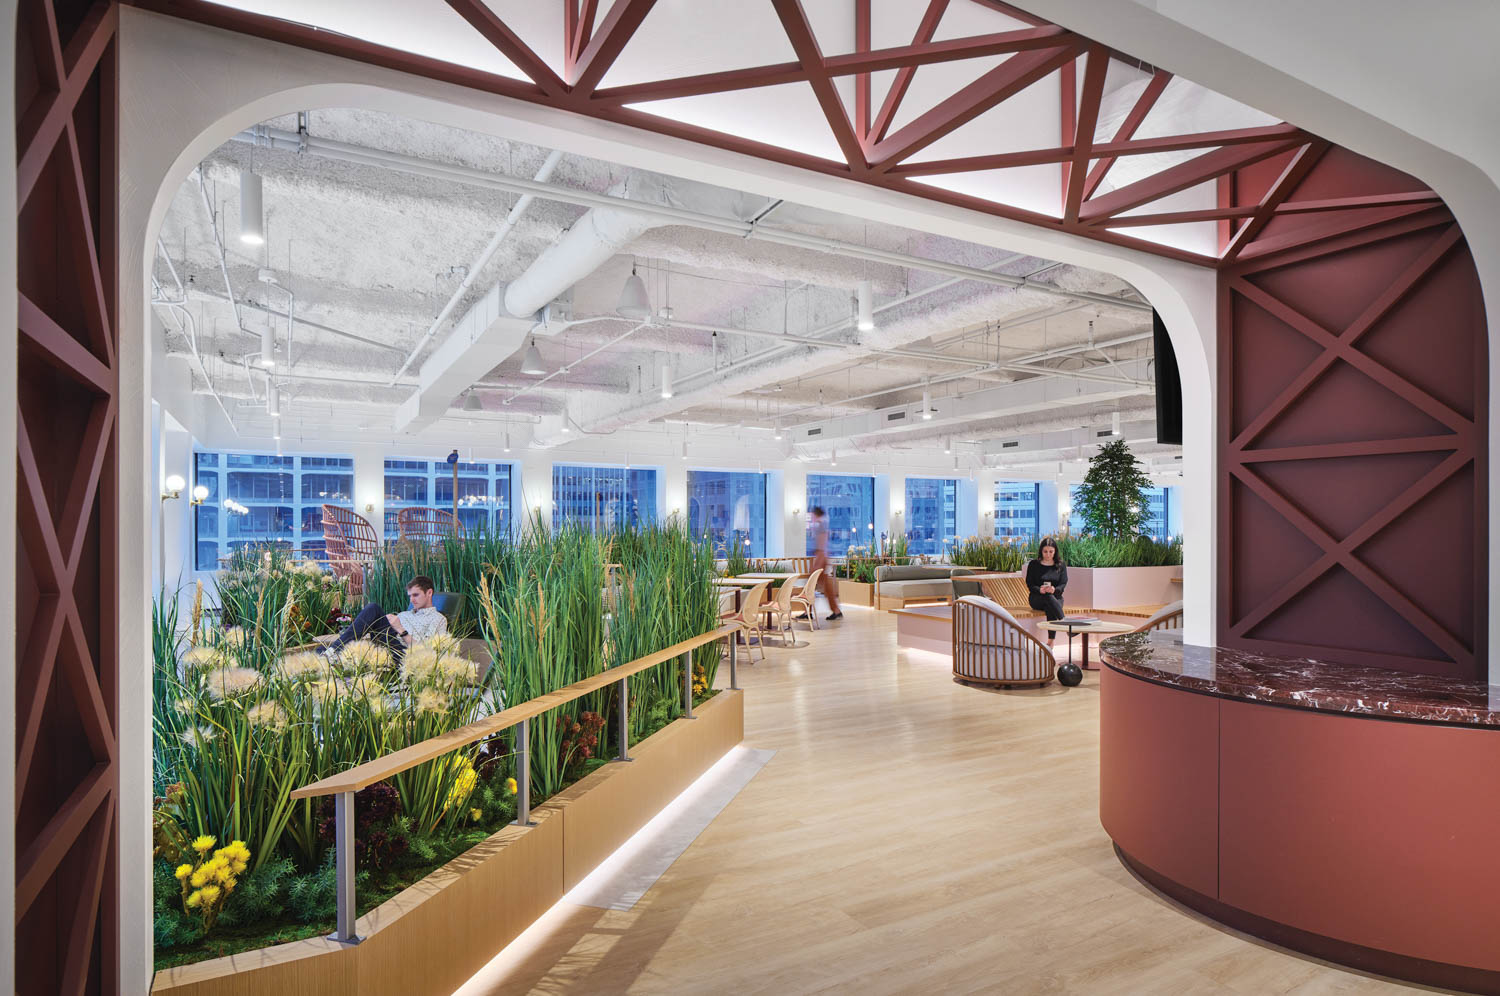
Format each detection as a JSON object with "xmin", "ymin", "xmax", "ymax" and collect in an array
[{"xmin": 1040, "ymin": 618, "xmax": 1133, "ymax": 670}]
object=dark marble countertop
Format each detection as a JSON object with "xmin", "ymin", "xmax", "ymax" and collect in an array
[{"xmin": 1099, "ymin": 631, "xmax": 1500, "ymax": 728}]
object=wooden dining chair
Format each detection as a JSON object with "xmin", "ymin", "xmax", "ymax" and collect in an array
[
  {"xmin": 724, "ymin": 581, "xmax": 771, "ymax": 663},
  {"xmin": 790, "ymin": 568, "xmax": 823, "ymax": 631},
  {"xmin": 755, "ymin": 579, "xmax": 799, "ymax": 648}
]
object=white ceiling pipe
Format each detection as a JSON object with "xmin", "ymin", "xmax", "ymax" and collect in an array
[
  {"xmin": 195, "ymin": 171, "xmax": 245, "ymax": 334},
  {"xmin": 166, "ymin": 359, "xmax": 630, "ymax": 395},
  {"xmin": 387, "ymin": 148, "xmax": 562, "ymax": 387},
  {"xmin": 231, "ymin": 128, "xmax": 1152, "ymax": 315}
]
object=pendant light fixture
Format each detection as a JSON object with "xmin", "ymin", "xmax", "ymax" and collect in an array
[
  {"xmin": 259, "ymin": 322, "xmax": 275, "ymax": 368},
  {"xmin": 856, "ymin": 279, "xmax": 874, "ymax": 332},
  {"xmin": 462, "ymin": 390, "xmax": 483, "ymax": 412},
  {"xmin": 660, "ymin": 363, "xmax": 673, "ymax": 399},
  {"xmin": 830, "ymin": 446, "xmax": 838, "ymax": 467},
  {"xmin": 520, "ymin": 338, "xmax": 546, "ymax": 376},
  {"xmin": 504, "ymin": 429, "xmax": 512, "ymax": 454},
  {"xmin": 239, "ymin": 168, "xmax": 265, "ymax": 246},
  {"xmin": 266, "ymin": 380, "xmax": 279, "ymax": 416},
  {"xmin": 921, "ymin": 386, "xmax": 932, "ymax": 420},
  {"xmin": 1111, "ymin": 410, "xmax": 1121, "ymax": 436},
  {"xmin": 617, "ymin": 263, "xmax": 651, "ymax": 319}
]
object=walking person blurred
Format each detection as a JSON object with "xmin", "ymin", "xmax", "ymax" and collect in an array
[{"xmin": 809, "ymin": 506, "xmax": 843, "ymax": 621}]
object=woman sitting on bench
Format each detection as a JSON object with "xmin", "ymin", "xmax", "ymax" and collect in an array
[{"xmin": 1025, "ymin": 537, "xmax": 1068, "ymax": 646}]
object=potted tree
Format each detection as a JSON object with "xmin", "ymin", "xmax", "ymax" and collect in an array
[{"xmin": 1062, "ymin": 440, "xmax": 1183, "ymax": 611}]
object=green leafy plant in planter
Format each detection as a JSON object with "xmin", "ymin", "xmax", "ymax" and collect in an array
[
  {"xmin": 948, "ymin": 536, "xmax": 1029, "ymax": 572},
  {"xmin": 723, "ymin": 532, "xmax": 750, "ymax": 578},
  {"xmin": 1056, "ymin": 534, "xmax": 1182, "ymax": 568},
  {"xmin": 1072, "ymin": 438, "xmax": 1155, "ymax": 540}
]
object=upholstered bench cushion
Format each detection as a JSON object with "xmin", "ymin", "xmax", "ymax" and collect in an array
[{"xmin": 879, "ymin": 579, "xmax": 954, "ymax": 600}]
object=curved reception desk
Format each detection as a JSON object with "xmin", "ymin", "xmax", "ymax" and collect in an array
[{"xmin": 1098, "ymin": 632, "xmax": 1500, "ymax": 994}]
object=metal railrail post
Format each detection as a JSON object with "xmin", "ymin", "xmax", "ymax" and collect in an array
[
  {"xmin": 728, "ymin": 632, "xmax": 738, "ymax": 690},
  {"xmin": 682, "ymin": 651, "xmax": 695, "ymax": 719},
  {"xmin": 333, "ymin": 791, "xmax": 359, "ymax": 943},
  {"xmin": 514, "ymin": 717, "xmax": 535, "ymax": 826},
  {"xmin": 616, "ymin": 677, "xmax": 632, "ymax": 762}
]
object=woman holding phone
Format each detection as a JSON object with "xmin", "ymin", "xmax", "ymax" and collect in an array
[{"xmin": 1025, "ymin": 537, "xmax": 1068, "ymax": 645}]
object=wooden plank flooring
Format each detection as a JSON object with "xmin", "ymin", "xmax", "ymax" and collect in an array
[{"xmin": 458, "ymin": 607, "xmax": 1424, "ymax": 995}]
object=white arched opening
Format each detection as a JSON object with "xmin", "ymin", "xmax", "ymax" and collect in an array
[{"xmin": 117, "ymin": 8, "xmax": 1218, "ymax": 987}]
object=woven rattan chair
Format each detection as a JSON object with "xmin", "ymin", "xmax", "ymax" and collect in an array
[
  {"xmin": 952, "ymin": 595, "xmax": 1056, "ymax": 688},
  {"xmin": 396, "ymin": 507, "xmax": 463, "ymax": 546},
  {"xmin": 1135, "ymin": 600, "xmax": 1184, "ymax": 632},
  {"xmin": 320, "ymin": 504, "xmax": 378, "ymax": 598}
]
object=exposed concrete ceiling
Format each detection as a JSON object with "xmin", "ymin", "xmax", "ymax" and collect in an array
[{"xmin": 152, "ymin": 106, "xmax": 1173, "ymax": 469}]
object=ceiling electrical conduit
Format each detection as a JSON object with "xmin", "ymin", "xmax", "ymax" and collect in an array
[
  {"xmin": 387, "ymin": 148, "xmax": 563, "ymax": 386},
  {"xmin": 230, "ymin": 128, "xmax": 1153, "ymax": 315},
  {"xmin": 502, "ymin": 321, "xmax": 652, "ymax": 405}
]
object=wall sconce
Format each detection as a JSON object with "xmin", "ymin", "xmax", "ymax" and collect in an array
[
  {"xmin": 672, "ymin": 507, "xmax": 681, "ymax": 515},
  {"xmin": 161, "ymin": 474, "xmax": 185, "ymax": 502},
  {"xmin": 893, "ymin": 509, "xmax": 903, "ymax": 516},
  {"xmin": 791, "ymin": 508, "xmax": 801, "ymax": 517},
  {"xmin": 365, "ymin": 503, "xmax": 375, "ymax": 515},
  {"xmin": 190, "ymin": 484, "xmax": 210, "ymax": 507}
]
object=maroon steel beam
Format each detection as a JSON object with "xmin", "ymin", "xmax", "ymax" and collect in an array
[
  {"xmin": 854, "ymin": 0, "xmax": 870, "ymax": 139},
  {"xmin": 1059, "ymin": 53, "xmax": 1074, "ymax": 205},
  {"xmin": 591, "ymin": 62, "xmax": 806, "ymax": 105},
  {"xmin": 1219, "ymin": 140, "xmax": 1326, "ymax": 262},
  {"xmin": 869, "ymin": 44, "xmax": 1080, "ymax": 170},
  {"xmin": 1079, "ymin": 138, "xmax": 1304, "ymax": 222},
  {"xmin": 1101, "ymin": 205, "xmax": 1258, "ymax": 228},
  {"xmin": 444, "ymin": 0, "xmax": 566, "ymax": 96},
  {"xmin": 827, "ymin": 24, "xmax": 1071, "ymax": 74},
  {"xmin": 18, "ymin": 1, "xmax": 115, "ymax": 204},
  {"xmin": 867, "ymin": 0, "xmax": 949, "ymax": 146},
  {"xmin": 1273, "ymin": 190, "xmax": 1442, "ymax": 215},
  {"xmin": 771, "ymin": 0, "xmax": 866, "ymax": 171},
  {"xmin": 886, "ymin": 144, "xmax": 1074, "ymax": 176},
  {"xmin": 1063, "ymin": 45, "xmax": 1108, "ymax": 223},
  {"xmin": 570, "ymin": 0, "xmax": 657, "ymax": 94},
  {"xmin": 1237, "ymin": 435, "xmax": 1466, "ymax": 463},
  {"xmin": 1082, "ymin": 68, "xmax": 1170, "ymax": 201},
  {"xmin": 1236, "ymin": 202, "xmax": 1441, "ymax": 263}
]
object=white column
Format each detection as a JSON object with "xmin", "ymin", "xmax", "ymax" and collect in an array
[
  {"xmin": 764, "ymin": 469, "xmax": 786, "ymax": 557},
  {"xmin": 161, "ymin": 424, "xmax": 193, "ymax": 584},
  {"xmin": 517, "ymin": 450, "xmax": 553, "ymax": 534},
  {"xmin": 662, "ymin": 462, "xmax": 687, "ymax": 527},
  {"xmin": 781, "ymin": 464, "xmax": 807, "ymax": 557},
  {"xmin": 879, "ymin": 472, "xmax": 898, "ymax": 545},
  {"xmin": 349, "ymin": 445, "xmax": 387, "ymax": 544}
]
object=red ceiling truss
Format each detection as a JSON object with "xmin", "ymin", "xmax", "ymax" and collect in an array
[
  {"xmin": 131, "ymin": 0, "xmax": 1455, "ymax": 270},
  {"xmin": 14, "ymin": 0, "xmax": 121, "ymax": 992}
]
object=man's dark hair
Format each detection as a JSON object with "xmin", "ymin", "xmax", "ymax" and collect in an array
[
  {"xmin": 407, "ymin": 575, "xmax": 435, "ymax": 593},
  {"xmin": 811, "ymin": 506, "xmax": 826, "ymax": 517}
]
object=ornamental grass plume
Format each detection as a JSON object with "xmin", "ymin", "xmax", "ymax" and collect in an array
[
  {"xmin": 275, "ymin": 651, "xmax": 329, "ymax": 683},
  {"xmin": 179, "ymin": 646, "xmax": 221, "ymax": 673},
  {"xmin": 339, "ymin": 638, "xmax": 392, "ymax": 676},
  {"xmin": 190, "ymin": 579, "xmax": 204, "ymax": 645},
  {"xmin": 218, "ymin": 626, "xmax": 248, "ymax": 650},
  {"xmin": 244, "ymin": 701, "xmax": 288, "ymax": 732},
  {"xmin": 203, "ymin": 666, "xmax": 262, "ymax": 701}
]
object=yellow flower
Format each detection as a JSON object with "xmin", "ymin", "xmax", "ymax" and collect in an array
[
  {"xmin": 189, "ymin": 868, "xmax": 209, "ymax": 888},
  {"xmin": 469, "ymin": 808, "xmax": 483, "ymax": 822},
  {"xmin": 198, "ymin": 884, "xmax": 221, "ymax": 905},
  {"xmin": 505, "ymin": 777, "xmax": 518, "ymax": 797},
  {"xmin": 186, "ymin": 890, "xmax": 202, "ymax": 909},
  {"xmin": 174, "ymin": 864, "xmax": 193, "ymax": 881},
  {"xmin": 192, "ymin": 835, "xmax": 216, "ymax": 854}
]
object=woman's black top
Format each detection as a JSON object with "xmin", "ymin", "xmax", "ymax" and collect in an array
[{"xmin": 1026, "ymin": 559, "xmax": 1068, "ymax": 596}]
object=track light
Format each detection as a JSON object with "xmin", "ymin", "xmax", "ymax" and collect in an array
[
  {"xmin": 463, "ymin": 390, "xmax": 483, "ymax": 412},
  {"xmin": 856, "ymin": 280, "xmax": 874, "ymax": 332},
  {"xmin": 943, "ymin": 438, "xmax": 951, "ymax": 455},
  {"xmin": 239, "ymin": 169, "xmax": 264, "ymax": 246},
  {"xmin": 660, "ymin": 364, "xmax": 673, "ymax": 399},
  {"xmin": 830, "ymin": 446, "xmax": 837, "ymax": 467},
  {"xmin": 617, "ymin": 264, "xmax": 651, "ymax": 319},
  {"xmin": 520, "ymin": 338, "xmax": 546, "ymax": 376},
  {"xmin": 560, "ymin": 404, "xmax": 570, "ymax": 433}
]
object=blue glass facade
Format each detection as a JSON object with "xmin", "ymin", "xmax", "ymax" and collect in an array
[
  {"xmin": 806, "ymin": 474, "xmax": 874, "ymax": 556},
  {"xmin": 193, "ymin": 452, "xmax": 353, "ymax": 570},
  {"xmin": 552, "ymin": 465, "xmax": 658, "ymax": 532},
  {"xmin": 687, "ymin": 470, "xmax": 767, "ymax": 557},
  {"xmin": 995, "ymin": 481, "xmax": 1041, "ymax": 539},
  {"xmin": 905, "ymin": 477, "xmax": 958, "ymax": 555}
]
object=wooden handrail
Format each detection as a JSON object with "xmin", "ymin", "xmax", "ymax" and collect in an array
[{"xmin": 290, "ymin": 623, "xmax": 741, "ymax": 800}]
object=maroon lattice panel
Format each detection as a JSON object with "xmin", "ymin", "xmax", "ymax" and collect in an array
[
  {"xmin": 1218, "ymin": 149, "xmax": 1487, "ymax": 679},
  {"xmin": 14, "ymin": 1, "xmax": 120, "ymax": 992}
]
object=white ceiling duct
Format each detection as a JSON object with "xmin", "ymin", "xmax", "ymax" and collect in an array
[{"xmin": 501, "ymin": 171, "xmax": 767, "ymax": 320}]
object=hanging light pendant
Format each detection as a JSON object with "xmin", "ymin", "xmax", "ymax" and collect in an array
[
  {"xmin": 660, "ymin": 363, "xmax": 673, "ymax": 399},
  {"xmin": 921, "ymin": 387, "xmax": 933, "ymax": 420},
  {"xmin": 856, "ymin": 279, "xmax": 874, "ymax": 332},
  {"xmin": 463, "ymin": 390, "xmax": 483, "ymax": 412},
  {"xmin": 520, "ymin": 338, "xmax": 546, "ymax": 376},
  {"xmin": 259, "ymin": 322, "xmax": 275, "ymax": 368},
  {"xmin": 617, "ymin": 264, "xmax": 652, "ymax": 319},
  {"xmin": 239, "ymin": 169, "xmax": 265, "ymax": 246}
]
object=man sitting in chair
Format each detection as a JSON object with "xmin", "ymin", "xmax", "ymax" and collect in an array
[{"xmin": 325, "ymin": 574, "xmax": 447, "ymax": 656}]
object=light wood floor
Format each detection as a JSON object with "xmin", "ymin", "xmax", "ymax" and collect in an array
[{"xmin": 460, "ymin": 607, "xmax": 1429, "ymax": 995}]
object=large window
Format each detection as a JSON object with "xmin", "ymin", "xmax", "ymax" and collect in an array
[
  {"xmin": 384, "ymin": 459, "xmax": 513, "ymax": 537},
  {"xmin": 996, "ymin": 481, "xmax": 1041, "ymax": 539},
  {"xmin": 806, "ymin": 474, "xmax": 874, "ymax": 556},
  {"xmin": 687, "ymin": 470, "xmax": 767, "ymax": 557},
  {"xmin": 193, "ymin": 452, "xmax": 353, "ymax": 570},
  {"xmin": 905, "ymin": 478, "xmax": 958, "ymax": 556},
  {"xmin": 552, "ymin": 465, "xmax": 658, "ymax": 533}
]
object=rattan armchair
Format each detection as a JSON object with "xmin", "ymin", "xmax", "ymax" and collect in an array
[
  {"xmin": 396, "ymin": 507, "xmax": 463, "ymax": 546},
  {"xmin": 320, "ymin": 504, "xmax": 378, "ymax": 598},
  {"xmin": 1135, "ymin": 600, "xmax": 1184, "ymax": 632},
  {"xmin": 952, "ymin": 595, "xmax": 1057, "ymax": 688}
]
